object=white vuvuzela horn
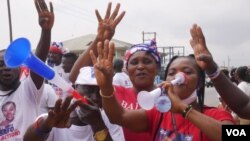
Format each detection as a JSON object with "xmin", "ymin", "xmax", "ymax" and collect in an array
[
  {"xmin": 137, "ymin": 88, "xmax": 162, "ymax": 110},
  {"xmin": 170, "ymin": 72, "xmax": 185, "ymax": 85},
  {"xmin": 137, "ymin": 72, "xmax": 186, "ymax": 112}
]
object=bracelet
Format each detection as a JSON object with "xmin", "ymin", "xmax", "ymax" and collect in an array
[
  {"xmin": 182, "ymin": 105, "xmax": 192, "ymax": 118},
  {"xmin": 99, "ymin": 88, "xmax": 115, "ymax": 98},
  {"xmin": 33, "ymin": 113, "xmax": 51, "ymax": 136},
  {"xmin": 185, "ymin": 107, "xmax": 192, "ymax": 118},
  {"xmin": 207, "ymin": 68, "xmax": 221, "ymax": 80}
]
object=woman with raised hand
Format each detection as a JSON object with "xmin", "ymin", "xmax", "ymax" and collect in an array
[
  {"xmin": 90, "ymin": 30, "xmax": 236, "ymax": 141},
  {"xmin": 190, "ymin": 24, "xmax": 250, "ymax": 119},
  {"xmin": 92, "ymin": 39, "xmax": 161, "ymax": 141}
]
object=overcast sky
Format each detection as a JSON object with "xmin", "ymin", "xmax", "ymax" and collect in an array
[{"xmin": 1, "ymin": 0, "xmax": 250, "ymax": 68}]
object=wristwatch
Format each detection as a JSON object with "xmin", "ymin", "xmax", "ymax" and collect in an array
[{"xmin": 93, "ymin": 128, "xmax": 108, "ymax": 141}]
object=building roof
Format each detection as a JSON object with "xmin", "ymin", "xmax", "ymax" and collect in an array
[{"xmin": 62, "ymin": 34, "xmax": 132, "ymax": 52}]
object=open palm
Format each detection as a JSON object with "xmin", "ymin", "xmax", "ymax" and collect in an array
[
  {"xmin": 95, "ymin": 2, "xmax": 125, "ymax": 41},
  {"xmin": 46, "ymin": 96, "xmax": 81, "ymax": 128},
  {"xmin": 90, "ymin": 40, "xmax": 115, "ymax": 89},
  {"xmin": 189, "ymin": 24, "xmax": 213, "ymax": 71},
  {"xmin": 35, "ymin": 0, "xmax": 54, "ymax": 30}
]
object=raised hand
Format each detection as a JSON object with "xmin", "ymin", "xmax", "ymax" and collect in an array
[
  {"xmin": 34, "ymin": 0, "xmax": 54, "ymax": 30},
  {"xmin": 189, "ymin": 24, "xmax": 217, "ymax": 72},
  {"xmin": 45, "ymin": 96, "xmax": 81, "ymax": 128},
  {"xmin": 90, "ymin": 40, "xmax": 114, "ymax": 89},
  {"xmin": 95, "ymin": 2, "xmax": 126, "ymax": 41}
]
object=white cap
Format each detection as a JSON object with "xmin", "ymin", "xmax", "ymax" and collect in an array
[{"xmin": 75, "ymin": 66, "xmax": 97, "ymax": 85}]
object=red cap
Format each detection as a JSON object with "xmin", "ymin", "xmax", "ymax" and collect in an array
[{"xmin": 49, "ymin": 46, "xmax": 63, "ymax": 54}]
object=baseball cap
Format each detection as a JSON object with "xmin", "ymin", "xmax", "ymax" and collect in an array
[
  {"xmin": 49, "ymin": 42, "xmax": 67, "ymax": 54},
  {"xmin": 75, "ymin": 66, "xmax": 97, "ymax": 85}
]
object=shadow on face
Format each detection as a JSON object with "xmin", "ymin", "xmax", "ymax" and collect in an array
[
  {"xmin": 165, "ymin": 57, "xmax": 199, "ymax": 100},
  {"xmin": 0, "ymin": 51, "xmax": 20, "ymax": 89},
  {"xmin": 127, "ymin": 51, "xmax": 159, "ymax": 91},
  {"xmin": 48, "ymin": 52, "xmax": 62, "ymax": 65},
  {"xmin": 76, "ymin": 85, "xmax": 101, "ymax": 107}
]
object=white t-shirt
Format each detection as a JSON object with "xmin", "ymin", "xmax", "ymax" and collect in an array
[
  {"xmin": 238, "ymin": 81, "xmax": 250, "ymax": 96},
  {"xmin": 49, "ymin": 64, "xmax": 72, "ymax": 100},
  {"xmin": 46, "ymin": 110, "xmax": 125, "ymax": 141},
  {"xmin": 0, "ymin": 76, "xmax": 44, "ymax": 141},
  {"xmin": 53, "ymin": 64, "xmax": 69, "ymax": 83},
  {"xmin": 113, "ymin": 72, "xmax": 132, "ymax": 88},
  {"xmin": 39, "ymin": 84, "xmax": 58, "ymax": 115}
]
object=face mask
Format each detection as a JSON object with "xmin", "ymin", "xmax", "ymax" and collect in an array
[{"xmin": 182, "ymin": 90, "xmax": 197, "ymax": 104}]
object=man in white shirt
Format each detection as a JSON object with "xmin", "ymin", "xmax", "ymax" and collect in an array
[
  {"xmin": 47, "ymin": 43, "xmax": 74, "ymax": 100},
  {"xmin": 0, "ymin": 0, "xmax": 54, "ymax": 140},
  {"xmin": 112, "ymin": 59, "xmax": 132, "ymax": 88},
  {"xmin": 24, "ymin": 66, "xmax": 125, "ymax": 141},
  {"xmin": 47, "ymin": 42, "xmax": 67, "ymax": 98},
  {"xmin": 39, "ymin": 84, "xmax": 58, "ymax": 115},
  {"xmin": 17, "ymin": 66, "xmax": 58, "ymax": 115}
]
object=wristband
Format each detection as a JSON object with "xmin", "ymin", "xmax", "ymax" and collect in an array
[
  {"xmin": 207, "ymin": 68, "xmax": 221, "ymax": 80},
  {"xmin": 182, "ymin": 105, "xmax": 193, "ymax": 118},
  {"xmin": 99, "ymin": 88, "xmax": 115, "ymax": 98},
  {"xmin": 33, "ymin": 113, "xmax": 51, "ymax": 136}
]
